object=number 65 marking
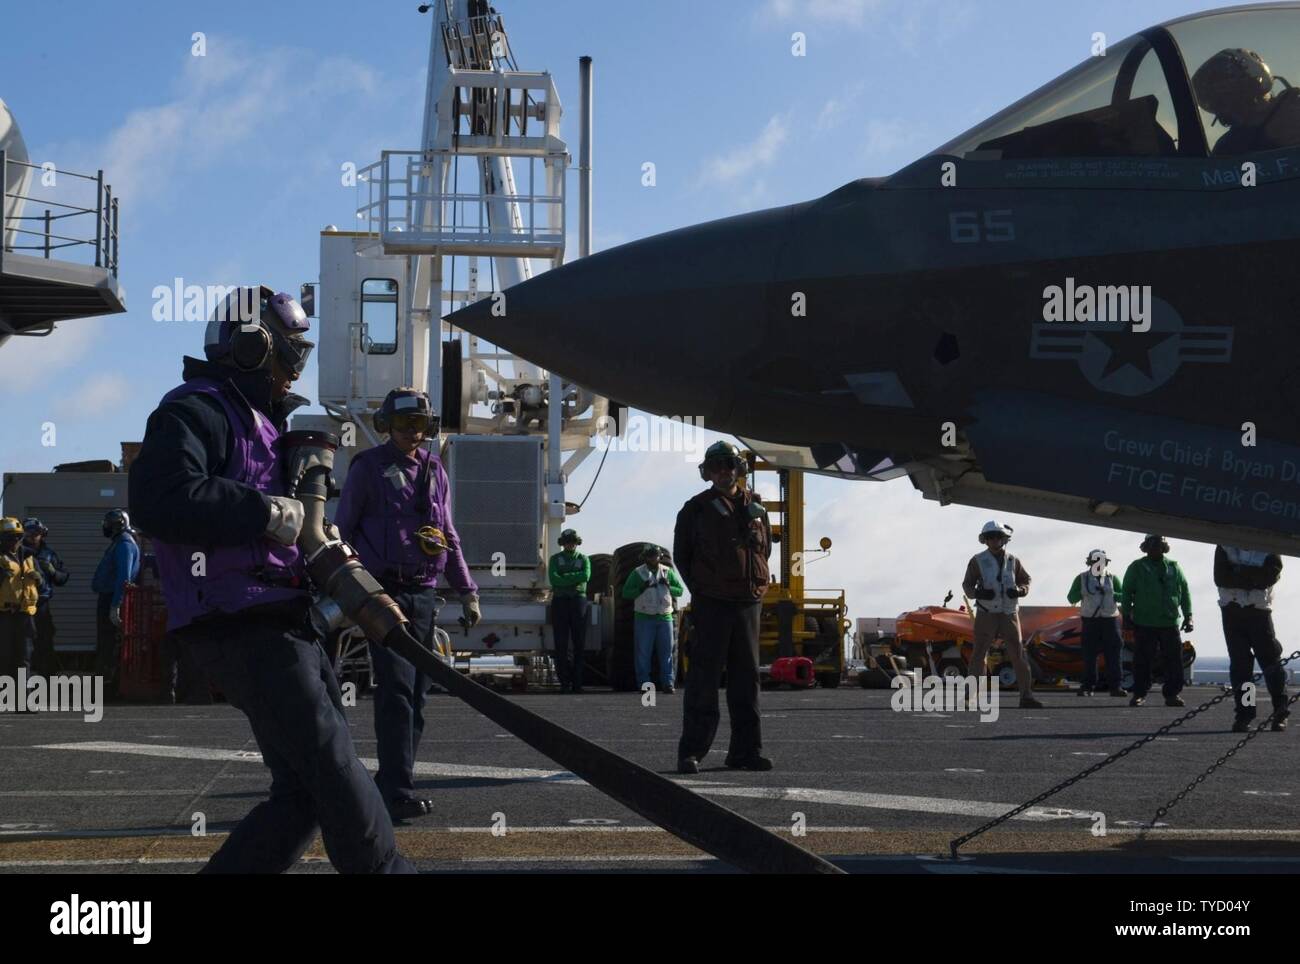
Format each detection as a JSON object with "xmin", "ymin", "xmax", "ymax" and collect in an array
[{"xmin": 949, "ymin": 209, "xmax": 1015, "ymax": 243}]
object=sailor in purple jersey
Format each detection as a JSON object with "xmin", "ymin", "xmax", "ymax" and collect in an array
[
  {"xmin": 129, "ymin": 285, "xmax": 415, "ymax": 874},
  {"xmin": 334, "ymin": 387, "xmax": 480, "ymax": 821}
]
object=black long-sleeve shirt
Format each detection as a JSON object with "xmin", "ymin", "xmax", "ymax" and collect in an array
[
  {"xmin": 128, "ymin": 357, "xmax": 306, "ymax": 547},
  {"xmin": 1213, "ymin": 546, "xmax": 1283, "ymax": 591}
]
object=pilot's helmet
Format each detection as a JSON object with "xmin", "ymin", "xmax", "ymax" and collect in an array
[{"xmin": 1192, "ymin": 48, "xmax": 1274, "ymax": 125}]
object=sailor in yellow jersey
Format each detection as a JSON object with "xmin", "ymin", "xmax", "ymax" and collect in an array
[{"xmin": 0, "ymin": 517, "xmax": 41, "ymax": 679}]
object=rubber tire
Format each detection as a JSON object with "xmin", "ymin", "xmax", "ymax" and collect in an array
[{"xmin": 938, "ymin": 659, "xmax": 965, "ymax": 679}]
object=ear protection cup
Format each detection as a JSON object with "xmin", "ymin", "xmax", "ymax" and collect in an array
[
  {"xmin": 230, "ymin": 322, "xmax": 273, "ymax": 372},
  {"xmin": 373, "ymin": 409, "xmax": 390, "ymax": 434}
]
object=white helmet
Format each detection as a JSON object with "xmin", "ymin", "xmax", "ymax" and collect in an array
[
  {"xmin": 1086, "ymin": 549, "xmax": 1108, "ymax": 574},
  {"xmin": 978, "ymin": 520, "xmax": 1013, "ymax": 542}
]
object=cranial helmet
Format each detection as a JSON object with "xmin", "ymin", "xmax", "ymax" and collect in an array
[
  {"xmin": 373, "ymin": 387, "xmax": 439, "ymax": 436},
  {"xmin": 698, "ymin": 440, "xmax": 747, "ymax": 482},
  {"xmin": 103, "ymin": 509, "xmax": 130, "ymax": 538},
  {"xmin": 1140, "ymin": 534, "xmax": 1170, "ymax": 554},
  {"xmin": 978, "ymin": 520, "xmax": 1013, "ymax": 543},
  {"xmin": 204, "ymin": 285, "xmax": 314, "ymax": 375}
]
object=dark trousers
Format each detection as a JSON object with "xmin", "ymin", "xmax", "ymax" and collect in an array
[
  {"xmin": 32, "ymin": 600, "xmax": 56, "ymax": 676},
  {"xmin": 678, "ymin": 597, "xmax": 762, "ymax": 762},
  {"xmin": 1222, "ymin": 603, "xmax": 1289, "ymax": 721},
  {"xmin": 369, "ymin": 586, "xmax": 438, "ymax": 806},
  {"xmin": 1080, "ymin": 615, "xmax": 1122, "ymax": 692},
  {"xmin": 95, "ymin": 593, "xmax": 119, "ymax": 681},
  {"xmin": 551, "ymin": 595, "xmax": 589, "ymax": 688},
  {"xmin": 183, "ymin": 613, "xmax": 415, "ymax": 874},
  {"xmin": 160, "ymin": 632, "xmax": 212, "ymax": 704},
  {"xmin": 0, "ymin": 611, "xmax": 34, "ymax": 677},
  {"xmin": 1132, "ymin": 624, "xmax": 1184, "ymax": 700}
]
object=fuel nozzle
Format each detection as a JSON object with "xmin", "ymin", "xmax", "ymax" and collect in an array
[{"xmin": 279, "ymin": 430, "xmax": 409, "ymax": 647}]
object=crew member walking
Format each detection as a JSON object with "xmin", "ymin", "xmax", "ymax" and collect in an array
[
  {"xmin": 962, "ymin": 521, "xmax": 1042, "ymax": 708},
  {"xmin": 130, "ymin": 284, "xmax": 414, "ymax": 873}
]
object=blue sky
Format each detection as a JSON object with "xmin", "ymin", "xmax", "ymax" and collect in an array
[{"xmin": 1, "ymin": 0, "xmax": 1270, "ymax": 660}]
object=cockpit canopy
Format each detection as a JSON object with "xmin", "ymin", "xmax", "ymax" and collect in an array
[{"xmin": 932, "ymin": 4, "xmax": 1300, "ymax": 161}]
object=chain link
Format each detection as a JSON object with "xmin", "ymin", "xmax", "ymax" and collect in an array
[
  {"xmin": 948, "ymin": 649, "xmax": 1300, "ymax": 858},
  {"xmin": 1147, "ymin": 682, "xmax": 1299, "ymax": 827}
]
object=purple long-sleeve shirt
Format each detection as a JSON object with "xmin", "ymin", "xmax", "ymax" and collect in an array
[{"xmin": 334, "ymin": 440, "xmax": 476, "ymax": 594}]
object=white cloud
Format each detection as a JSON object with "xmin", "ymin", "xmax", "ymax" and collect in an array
[
  {"xmin": 98, "ymin": 39, "xmax": 380, "ymax": 204},
  {"xmin": 698, "ymin": 113, "xmax": 791, "ymax": 187},
  {"xmin": 862, "ymin": 118, "xmax": 911, "ymax": 156},
  {"xmin": 3, "ymin": 321, "xmax": 102, "ymax": 391},
  {"xmin": 55, "ymin": 372, "xmax": 132, "ymax": 417},
  {"xmin": 759, "ymin": 0, "xmax": 886, "ymax": 26}
]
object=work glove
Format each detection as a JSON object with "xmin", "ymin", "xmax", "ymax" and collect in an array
[
  {"xmin": 109, "ymin": 604, "xmax": 122, "ymax": 628},
  {"xmin": 22, "ymin": 569, "xmax": 42, "ymax": 585},
  {"xmin": 976, "ymin": 589, "xmax": 997, "ymax": 601},
  {"xmin": 265, "ymin": 496, "xmax": 305, "ymax": 547},
  {"xmin": 1181, "ymin": 618, "xmax": 1194, "ymax": 634},
  {"xmin": 1005, "ymin": 587, "xmax": 1024, "ymax": 598},
  {"xmin": 460, "ymin": 594, "xmax": 481, "ymax": 629}
]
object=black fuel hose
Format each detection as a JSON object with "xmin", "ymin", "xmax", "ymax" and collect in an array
[{"xmin": 282, "ymin": 431, "xmax": 842, "ymax": 875}]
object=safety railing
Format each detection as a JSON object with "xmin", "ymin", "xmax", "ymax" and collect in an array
[
  {"xmin": 0, "ymin": 150, "xmax": 120, "ymax": 276},
  {"xmin": 356, "ymin": 148, "xmax": 565, "ymax": 259}
]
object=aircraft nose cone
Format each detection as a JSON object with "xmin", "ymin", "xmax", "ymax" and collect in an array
[{"xmin": 445, "ymin": 204, "xmax": 799, "ymax": 421}]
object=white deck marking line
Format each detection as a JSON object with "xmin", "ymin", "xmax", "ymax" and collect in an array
[
  {"xmin": 35, "ymin": 741, "xmax": 1109, "ymax": 821},
  {"xmin": 0, "ymin": 795, "xmax": 195, "ymax": 800},
  {"xmin": 681, "ymin": 784, "xmax": 1095, "ymax": 820},
  {"xmin": 37, "ymin": 742, "xmax": 572, "ymax": 782}
]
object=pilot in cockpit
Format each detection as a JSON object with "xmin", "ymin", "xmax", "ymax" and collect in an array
[{"xmin": 1192, "ymin": 47, "xmax": 1300, "ymax": 156}]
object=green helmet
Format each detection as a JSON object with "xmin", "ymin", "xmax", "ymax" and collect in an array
[
  {"xmin": 558, "ymin": 528, "xmax": 582, "ymax": 546},
  {"xmin": 641, "ymin": 542, "xmax": 660, "ymax": 559},
  {"xmin": 698, "ymin": 440, "xmax": 747, "ymax": 481}
]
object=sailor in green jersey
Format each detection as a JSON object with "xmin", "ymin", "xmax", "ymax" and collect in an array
[
  {"xmin": 1120, "ymin": 534, "xmax": 1193, "ymax": 708},
  {"xmin": 548, "ymin": 529, "xmax": 591, "ymax": 693}
]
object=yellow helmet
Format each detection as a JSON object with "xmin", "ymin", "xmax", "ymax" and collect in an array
[{"xmin": 0, "ymin": 517, "xmax": 23, "ymax": 538}]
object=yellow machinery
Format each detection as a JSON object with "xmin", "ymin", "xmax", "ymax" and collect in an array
[{"xmin": 752, "ymin": 457, "xmax": 849, "ymax": 688}]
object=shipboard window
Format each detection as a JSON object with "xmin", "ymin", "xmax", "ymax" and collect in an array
[{"xmin": 360, "ymin": 277, "xmax": 398, "ymax": 355}]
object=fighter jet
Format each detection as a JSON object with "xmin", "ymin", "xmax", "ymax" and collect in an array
[{"xmin": 448, "ymin": 4, "xmax": 1300, "ymax": 555}]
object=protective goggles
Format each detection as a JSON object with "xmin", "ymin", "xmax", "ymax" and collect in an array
[
  {"xmin": 704, "ymin": 455, "xmax": 743, "ymax": 473},
  {"xmin": 266, "ymin": 293, "xmax": 315, "ymax": 374},
  {"xmin": 390, "ymin": 412, "xmax": 437, "ymax": 433}
]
